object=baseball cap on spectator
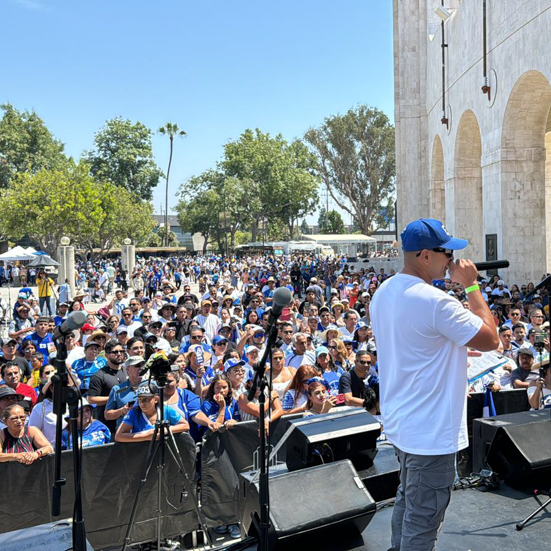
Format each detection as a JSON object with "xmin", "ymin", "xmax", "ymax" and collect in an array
[
  {"xmin": 356, "ymin": 321, "xmax": 369, "ymax": 329},
  {"xmin": 84, "ymin": 340, "xmax": 101, "ymax": 349},
  {"xmin": 116, "ymin": 326, "xmax": 129, "ymax": 335},
  {"xmin": 361, "ymin": 292, "xmax": 370, "ymax": 298},
  {"xmin": 248, "ymin": 324, "xmax": 263, "ymax": 333},
  {"xmin": 341, "ymin": 336, "xmax": 354, "ymax": 343},
  {"xmin": 245, "ymin": 345, "xmax": 260, "ymax": 354},
  {"xmin": 125, "ymin": 356, "xmax": 146, "ymax": 368},
  {"xmin": 58, "ymin": 302, "xmax": 69, "ymax": 307},
  {"xmin": 201, "ymin": 299, "xmax": 212, "ymax": 306},
  {"xmin": 315, "ymin": 346, "xmax": 330, "ymax": 358},
  {"xmin": 17, "ymin": 292, "xmax": 27, "ymax": 299},
  {"xmin": 144, "ymin": 333, "xmax": 158, "ymax": 341},
  {"xmin": 135, "ymin": 384, "xmax": 157, "ymax": 398},
  {"xmin": 81, "ymin": 323, "xmax": 96, "ymax": 333},
  {"xmin": 497, "ymin": 280, "xmax": 505, "ymax": 286},
  {"xmin": 224, "ymin": 358, "xmax": 245, "ymax": 372},
  {"xmin": 331, "ymin": 289, "xmax": 338, "ymax": 295},
  {"xmin": 0, "ymin": 386, "xmax": 24, "ymax": 401},
  {"xmin": 518, "ymin": 345, "xmax": 534, "ymax": 357},
  {"xmin": 400, "ymin": 218, "xmax": 468, "ymax": 252},
  {"xmin": 213, "ymin": 335, "xmax": 228, "ymax": 346},
  {"xmin": 148, "ymin": 321, "xmax": 163, "ymax": 329},
  {"xmin": 1, "ymin": 337, "xmax": 17, "ymax": 346}
]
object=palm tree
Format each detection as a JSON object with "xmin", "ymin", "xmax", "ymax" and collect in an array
[{"xmin": 158, "ymin": 123, "xmax": 187, "ymax": 246}]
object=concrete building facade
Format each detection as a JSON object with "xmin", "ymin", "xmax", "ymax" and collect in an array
[{"xmin": 394, "ymin": 0, "xmax": 551, "ymax": 284}]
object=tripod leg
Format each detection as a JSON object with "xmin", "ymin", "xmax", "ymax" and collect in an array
[
  {"xmin": 165, "ymin": 429, "xmax": 214, "ymax": 548},
  {"xmin": 121, "ymin": 427, "xmax": 161, "ymax": 551},
  {"xmin": 516, "ymin": 496, "xmax": 551, "ymax": 531}
]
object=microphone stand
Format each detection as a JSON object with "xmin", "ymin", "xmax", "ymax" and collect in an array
[
  {"xmin": 247, "ymin": 320, "xmax": 279, "ymax": 551},
  {"xmin": 51, "ymin": 334, "xmax": 87, "ymax": 551}
]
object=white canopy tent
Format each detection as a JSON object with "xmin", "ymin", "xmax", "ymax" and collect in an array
[{"xmin": 0, "ymin": 246, "xmax": 36, "ymax": 262}]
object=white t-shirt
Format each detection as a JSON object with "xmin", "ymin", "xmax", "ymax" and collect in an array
[{"xmin": 370, "ymin": 273, "xmax": 483, "ymax": 455}]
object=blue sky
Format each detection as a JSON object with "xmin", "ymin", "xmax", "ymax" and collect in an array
[{"xmin": 2, "ymin": 0, "xmax": 394, "ymax": 223}]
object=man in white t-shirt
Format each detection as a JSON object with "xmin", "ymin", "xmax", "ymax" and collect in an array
[{"xmin": 370, "ymin": 218, "xmax": 498, "ymax": 551}]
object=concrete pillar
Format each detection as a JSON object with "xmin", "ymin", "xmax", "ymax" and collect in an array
[
  {"xmin": 121, "ymin": 243, "xmax": 136, "ymax": 285},
  {"xmin": 57, "ymin": 245, "xmax": 75, "ymax": 299},
  {"xmin": 393, "ymin": 0, "xmax": 429, "ymax": 231}
]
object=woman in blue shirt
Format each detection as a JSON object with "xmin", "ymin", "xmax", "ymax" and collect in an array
[
  {"xmin": 62, "ymin": 399, "xmax": 111, "ymax": 450},
  {"xmin": 115, "ymin": 384, "xmax": 189, "ymax": 443},
  {"xmin": 200, "ymin": 374, "xmax": 240, "ymax": 429}
]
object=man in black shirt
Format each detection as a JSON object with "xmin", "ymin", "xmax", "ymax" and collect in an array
[
  {"xmin": 0, "ymin": 337, "xmax": 31, "ymax": 381},
  {"xmin": 87, "ymin": 339, "xmax": 128, "ymax": 436},
  {"xmin": 339, "ymin": 350, "xmax": 374, "ymax": 407}
]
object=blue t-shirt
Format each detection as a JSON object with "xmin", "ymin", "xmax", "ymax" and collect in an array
[
  {"xmin": 323, "ymin": 369, "xmax": 343, "ymax": 396},
  {"xmin": 166, "ymin": 388, "xmax": 203, "ymax": 441},
  {"xmin": 106, "ymin": 380, "xmax": 139, "ymax": 428},
  {"xmin": 62, "ymin": 419, "xmax": 111, "ymax": 450},
  {"xmin": 121, "ymin": 406, "xmax": 182, "ymax": 434},
  {"xmin": 21, "ymin": 332, "xmax": 55, "ymax": 365},
  {"xmin": 72, "ymin": 356, "xmax": 108, "ymax": 391},
  {"xmin": 200, "ymin": 398, "xmax": 241, "ymax": 423}
]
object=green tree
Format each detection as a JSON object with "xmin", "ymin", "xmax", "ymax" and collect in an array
[
  {"xmin": 305, "ymin": 105, "xmax": 395, "ymax": 235},
  {"xmin": 221, "ymin": 129, "xmax": 320, "ymax": 241},
  {"xmin": 75, "ymin": 182, "xmax": 156, "ymax": 259},
  {"xmin": 0, "ymin": 103, "xmax": 67, "ymax": 188},
  {"xmin": 300, "ymin": 219, "xmax": 310, "ymax": 235},
  {"xmin": 85, "ymin": 117, "xmax": 163, "ymax": 201},
  {"xmin": 158, "ymin": 122, "xmax": 187, "ymax": 246},
  {"xmin": 176, "ymin": 189, "xmax": 221, "ymax": 254},
  {"xmin": 326, "ymin": 210, "xmax": 346, "ymax": 234},
  {"xmin": 146, "ymin": 226, "xmax": 179, "ymax": 247},
  {"xmin": 318, "ymin": 207, "xmax": 329, "ymax": 233},
  {"xmin": 0, "ymin": 161, "xmax": 155, "ymax": 259}
]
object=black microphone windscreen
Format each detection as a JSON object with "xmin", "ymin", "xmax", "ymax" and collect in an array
[
  {"xmin": 272, "ymin": 287, "xmax": 293, "ymax": 308},
  {"xmin": 65, "ymin": 310, "xmax": 88, "ymax": 330}
]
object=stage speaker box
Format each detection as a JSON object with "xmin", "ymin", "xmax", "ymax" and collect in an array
[
  {"xmin": 487, "ymin": 413, "xmax": 551, "ymax": 488},
  {"xmin": 285, "ymin": 408, "xmax": 381, "ymax": 472},
  {"xmin": 472, "ymin": 410, "xmax": 547, "ymax": 473},
  {"xmin": 241, "ymin": 459, "xmax": 376, "ymax": 550}
]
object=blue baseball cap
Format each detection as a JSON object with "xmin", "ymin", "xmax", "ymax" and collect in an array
[
  {"xmin": 400, "ymin": 219, "xmax": 468, "ymax": 252},
  {"xmin": 315, "ymin": 345, "xmax": 330, "ymax": 358},
  {"xmin": 224, "ymin": 358, "xmax": 245, "ymax": 371}
]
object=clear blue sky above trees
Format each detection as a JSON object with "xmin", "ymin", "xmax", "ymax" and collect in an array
[{"xmin": 2, "ymin": 0, "xmax": 393, "ymax": 223}]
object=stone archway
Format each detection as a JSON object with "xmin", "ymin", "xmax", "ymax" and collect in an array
[
  {"xmin": 430, "ymin": 135, "xmax": 445, "ymax": 223},
  {"xmin": 501, "ymin": 70, "xmax": 551, "ymax": 283},
  {"xmin": 454, "ymin": 110, "xmax": 483, "ymax": 260}
]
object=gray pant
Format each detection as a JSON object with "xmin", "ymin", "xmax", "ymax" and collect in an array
[{"xmin": 389, "ymin": 447, "xmax": 455, "ymax": 551}]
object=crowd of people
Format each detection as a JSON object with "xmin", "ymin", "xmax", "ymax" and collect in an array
[{"xmin": 0, "ymin": 251, "xmax": 549, "ymax": 538}]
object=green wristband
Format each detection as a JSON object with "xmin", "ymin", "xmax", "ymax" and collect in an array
[{"xmin": 465, "ymin": 284, "xmax": 480, "ymax": 294}]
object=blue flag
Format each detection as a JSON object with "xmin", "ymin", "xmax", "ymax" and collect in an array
[{"xmin": 483, "ymin": 386, "xmax": 497, "ymax": 418}]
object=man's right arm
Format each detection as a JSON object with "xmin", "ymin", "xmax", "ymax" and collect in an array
[{"xmin": 448, "ymin": 259, "xmax": 499, "ymax": 352}]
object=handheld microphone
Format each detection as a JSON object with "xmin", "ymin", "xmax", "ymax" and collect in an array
[
  {"xmin": 53, "ymin": 310, "xmax": 87, "ymax": 341},
  {"xmin": 267, "ymin": 287, "xmax": 293, "ymax": 328},
  {"xmin": 474, "ymin": 260, "xmax": 509, "ymax": 272}
]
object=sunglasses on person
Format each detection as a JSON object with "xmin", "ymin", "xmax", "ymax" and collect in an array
[
  {"xmin": 358, "ymin": 360, "xmax": 372, "ymax": 366},
  {"xmin": 253, "ymin": 333, "xmax": 265, "ymax": 338},
  {"xmin": 328, "ymin": 345, "xmax": 337, "ymax": 350},
  {"xmin": 190, "ymin": 335, "xmax": 203, "ymax": 340},
  {"xmin": 110, "ymin": 350, "xmax": 125, "ymax": 355},
  {"xmin": 415, "ymin": 248, "xmax": 453, "ymax": 258}
]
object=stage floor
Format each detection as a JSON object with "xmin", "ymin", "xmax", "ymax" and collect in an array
[
  {"xmin": 347, "ymin": 485, "xmax": 551, "ymax": 551},
  {"xmin": 234, "ymin": 484, "xmax": 551, "ymax": 551}
]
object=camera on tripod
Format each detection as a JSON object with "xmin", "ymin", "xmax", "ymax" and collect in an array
[{"xmin": 140, "ymin": 351, "xmax": 172, "ymax": 385}]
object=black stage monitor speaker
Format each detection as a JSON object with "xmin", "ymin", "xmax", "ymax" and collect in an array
[
  {"xmin": 487, "ymin": 416, "xmax": 551, "ymax": 488},
  {"xmin": 285, "ymin": 408, "xmax": 381, "ymax": 472},
  {"xmin": 241, "ymin": 459, "xmax": 376, "ymax": 550}
]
